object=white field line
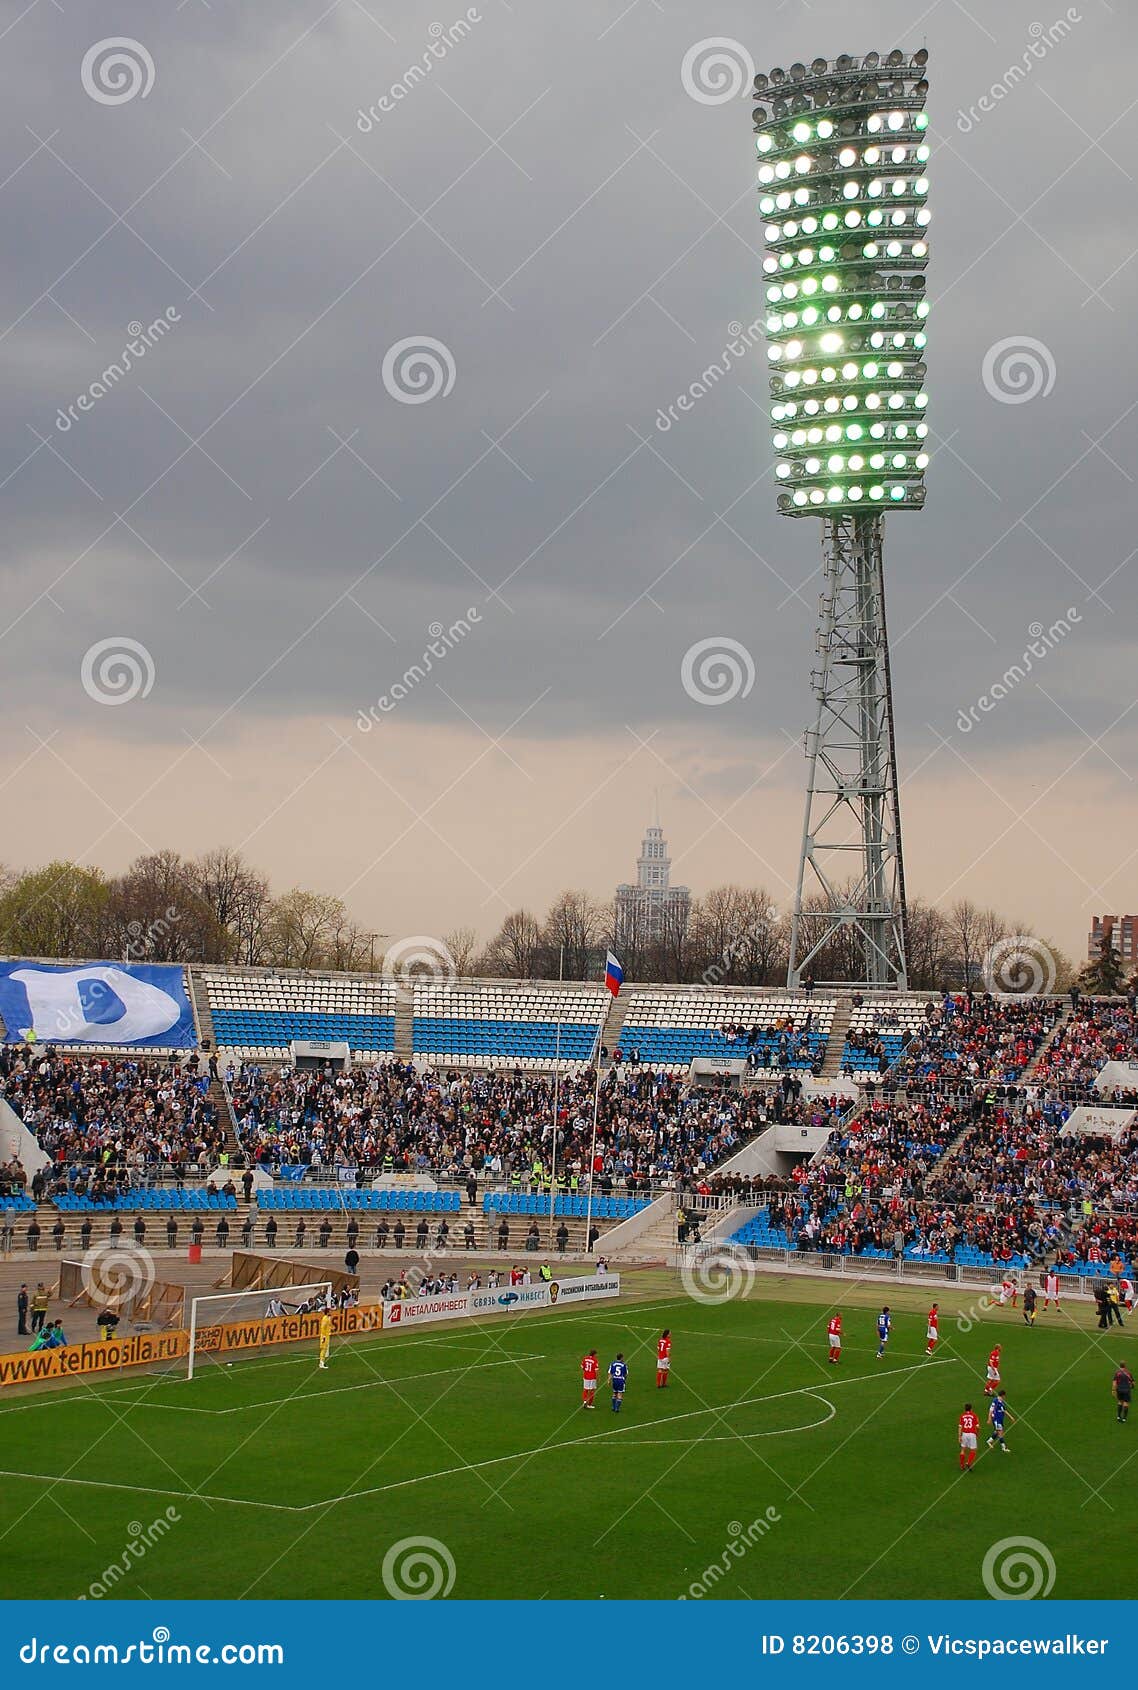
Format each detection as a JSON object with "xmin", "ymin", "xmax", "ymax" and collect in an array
[
  {"xmin": 0, "ymin": 1333, "xmax": 549, "ymax": 1414},
  {"xmin": 0, "ymin": 1357, "xmax": 955, "ymax": 1514},
  {"xmin": 0, "ymin": 1294, "xmax": 684, "ymax": 1417},
  {"xmin": 119, "ymin": 1352, "xmax": 550, "ymax": 1415}
]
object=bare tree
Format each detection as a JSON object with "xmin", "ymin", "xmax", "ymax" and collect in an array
[
  {"xmin": 443, "ymin": 927, "xmax": 480, "ymax": 977},
  {"xmin": 541, "ymin": 891, "xmax": 606, "ymax": 979},
  {"xmin": 905, "ymin": 898, "xmax": 951, "ymax": 992},
  {"xmin": 191, "ymin": 848, "xmax": 272, "ymax": 964},
  {"xmin": 477, "ymin": 910, "xmax": 542, "ymax": 977}
]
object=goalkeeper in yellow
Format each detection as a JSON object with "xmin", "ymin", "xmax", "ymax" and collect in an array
[{"xmin": 318, "ymin": 1309, "xmax": 333, "ymax": 1370}]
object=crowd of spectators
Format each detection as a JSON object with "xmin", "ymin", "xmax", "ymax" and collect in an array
[
  {"xmin": 0, "ymin": 1048, "xmax": 224, "ymax": 1197},
  {"xmin": 230, "ymin": 1059, "xmax": 848, "ymax": 1190},
  {"xmin": 1030, "ymin": 1002, "xmax": 1138, "ymax": 1109},
  {"xmin": 885, "ymin": 992, "xmax": 1064, "ymax": 1095},
  {"xmin": 738, "ymin": 993, "xmax": 1138, "ymax": 1269}
]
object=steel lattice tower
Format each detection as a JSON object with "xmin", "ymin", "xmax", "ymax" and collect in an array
[{"xmin": 751, "ymin": 49, "xmax": 931, "ymax": 989}]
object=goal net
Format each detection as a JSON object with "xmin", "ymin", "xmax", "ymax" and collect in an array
[{"xmin": 187, "ymin": 1282, "xmax": 333, "ymax": 1380}]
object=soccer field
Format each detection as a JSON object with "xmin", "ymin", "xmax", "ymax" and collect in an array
[{"xmin": 1, "ymin": 1276, "xmax": 1131, "ymax": 1601}]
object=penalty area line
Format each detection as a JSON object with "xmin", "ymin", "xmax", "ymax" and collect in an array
[{"xmin": 300, "ymin": 1356, "xmax": 960, "ymax": 1511}]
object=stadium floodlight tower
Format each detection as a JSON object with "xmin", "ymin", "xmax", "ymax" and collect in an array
[{"xmin": 753, "ymin": 49, "xmax": 931, "ymax": 991}]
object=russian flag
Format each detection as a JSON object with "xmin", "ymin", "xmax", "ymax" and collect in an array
[{"xmin": 604, "ymin": 951, "xmax": 624, "ymax": 998}]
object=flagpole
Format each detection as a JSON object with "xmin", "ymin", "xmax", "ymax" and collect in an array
[
  {"xmin": 585, "ymin": 951, "xmax": 621, "ymax": 1265},
  {"xmin": 583, "ymin": 1014, "xmax": 604, "ymax": 1266},
  {"xmin": 549, "ymin": 945, "xmax": 563, "ymax": 1251}
]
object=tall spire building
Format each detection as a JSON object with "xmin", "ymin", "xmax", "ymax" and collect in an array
[{"xmin": 615, "ymin": 806, "xmax": 691, "ymax": 949}]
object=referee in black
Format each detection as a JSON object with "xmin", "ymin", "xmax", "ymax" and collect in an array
[{"xmin": 1113, "ymin": 1361, "xmax": 1133, "ymax": 1424}]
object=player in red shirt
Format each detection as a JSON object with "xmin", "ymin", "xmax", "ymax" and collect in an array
[
  {"xmin": 827, "ymin": 1312, "xmax": 842, "ymax": 1364},
  {"xmin": 581, "ymin": 1348, "xmax": 598, "ymax": 1408},
  {"xmin": 925, "ymin": 1302, "xmax": 939, "ymax": 1356},
  {"xmin": 958, "ymin": 1402, "xmax": 980, "ymax": 1470},
  {"xmin": 656, "ymin": 1328, "xmax": 672, "ymax": 1389},
  {"xmin": 985, "ymin": 1343, "xmax": 1001, "ymax": 1395}
]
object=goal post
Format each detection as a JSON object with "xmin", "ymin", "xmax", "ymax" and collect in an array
[{"xmin": 187, "ymin": 1282, "xmax": 333, "ymax": 1380}]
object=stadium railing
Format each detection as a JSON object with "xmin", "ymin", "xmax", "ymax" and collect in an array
[{"xmin": 705, "ymin": 1243, "xmax": 1110, "ymax": 1298}]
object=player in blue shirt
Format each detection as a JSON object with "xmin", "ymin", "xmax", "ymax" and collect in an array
[
  {"xmin": 609, "ymin": 1353, "xmax": 628, "ymax": 1413},
  {"xmin": 987, "ymin": 1390, "xmax": 1011, "ymax": 1453},
  {"xmin": 875, "ymin": 1305, "xmax": 891, "ymax": 1359}
]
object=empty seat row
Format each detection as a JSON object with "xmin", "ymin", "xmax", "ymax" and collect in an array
[
  {"xmin": 482, "ymin": 1193, "xmax": 648, "ymax": 1219},
  {"xmin": 411, "ymin": 1019, "xmax": 598, "ymax": 1061},
  {"xmin": 53, "ymin": 1189, "xmax": 237, "ymax": 1212},
  {"xmin": 257, "ymin": 1188, "xmax": 462, "ymax": 1212}
]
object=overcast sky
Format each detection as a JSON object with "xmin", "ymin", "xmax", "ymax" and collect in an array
[{"xmin": 0, "ymin": 0, "xmax": 1135, "ymax": 960}]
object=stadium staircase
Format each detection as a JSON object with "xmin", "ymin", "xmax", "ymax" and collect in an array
[
  {"xmin": 210, "ymin": 1078, "xmax": 243, "ymax": 1164},
  {"xmin": 1017, "ymin": 1005, "xmax": 1072, "ymax": 1081},
  {"xmin": 393, "ymin": 990, "xmax": 414, "ymax": 1058},
  {"xmin": 602, "ymin": 990, "xmax": 632, "ymax": 1055},
  {"xmin": 910, "ymin": 1003, "xmax": 1075, "ymax": 1187},
  {"xmin": 186, "ymin": 967, "xmax": 216, "ymax": 1051},
  {"xmin": 818, "ymin": 996, "xmax": 854, "ymax": 1079}
]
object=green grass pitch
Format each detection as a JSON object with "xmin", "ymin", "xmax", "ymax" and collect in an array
[{"xmin": 1, "ymin": 1276, "xmax": 1131, "ymax": 1600}]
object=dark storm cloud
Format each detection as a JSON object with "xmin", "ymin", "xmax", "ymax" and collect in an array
[{"xmin": 0, "ymin": 0, "xmax": 1135, "ymax": 776}]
